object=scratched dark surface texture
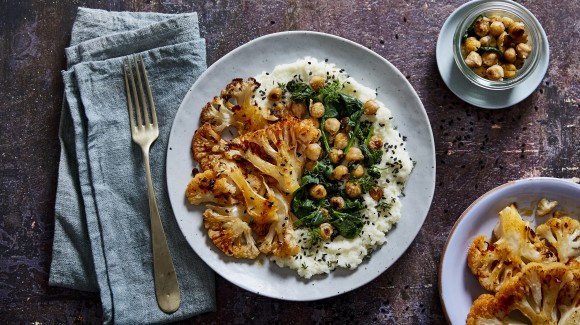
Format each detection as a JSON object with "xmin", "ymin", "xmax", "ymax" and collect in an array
[{"xmin": 1, "ymin": 0, "xmax": 579, "ymax": 324}]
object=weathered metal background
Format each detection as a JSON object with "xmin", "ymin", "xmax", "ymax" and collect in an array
[{"xmin": 1, "ymin": 0, "xmax": 578, "ymax": 323}]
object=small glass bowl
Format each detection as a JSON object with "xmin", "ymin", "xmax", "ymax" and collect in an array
[{"xmin": 453, "ymin": 1, "xmax": 543, "ymax": 90}]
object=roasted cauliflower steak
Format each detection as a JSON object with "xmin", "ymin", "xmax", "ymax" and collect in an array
[{"xmin": 536, "ymin": 216, "xmax": 580, "ymax": 264}]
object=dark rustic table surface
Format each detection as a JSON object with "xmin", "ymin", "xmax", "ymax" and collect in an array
[{"xmin": 1, "ymin": 0, "xmax": 579, "ymax": 324}]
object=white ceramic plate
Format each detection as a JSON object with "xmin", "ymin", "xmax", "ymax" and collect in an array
[
  {"xmin": 436, "ymin": 0, "xmax": 549, "ymax": 109},
  {"xmin": 439, "ymin": 177, "xmax": 580, "ymax": 324},
  {"xmin": 167, "ymin": 31, "xmax": 435, "ymax": 301}
]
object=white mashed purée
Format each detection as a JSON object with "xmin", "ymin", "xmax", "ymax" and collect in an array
[{"xmin": 255, "ymin": 57, "xmax": 413, "ymax": 278}]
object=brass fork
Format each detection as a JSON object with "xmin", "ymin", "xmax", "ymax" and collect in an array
[{"xmin": 123, "ymin": 54, "xmax": 180, "ymax": 313}]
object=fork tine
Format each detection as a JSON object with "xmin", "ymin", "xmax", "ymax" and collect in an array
[
  {"xmin": 122, "ymin": 60, "xmax": 136, "ymax": 130},
  {"xmin": 139, "ymin": 54, "xmax": 158, "ymax": 127},
  {"xmin": 133, "ymin": 54, "xmax": 151, "ymax": 126},
  {"xmin": 127, "ymin": 56, "xmax": 143, "ymax": 127}
]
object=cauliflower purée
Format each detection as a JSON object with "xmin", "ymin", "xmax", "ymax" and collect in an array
[{"xmin": 255, "ymin": 58, "xmax": 413, "ymax": 278}]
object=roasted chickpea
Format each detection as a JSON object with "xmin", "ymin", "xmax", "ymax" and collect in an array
[
  {"xmin": 369, "ymin": 186, "xmax": 383, "ymax": 201},
  {"xmin": 464, "ymin": 37, "xmax": 481, "ymax": 52},
  {"xmin": 368, "ymin": 135, "xmax": 383, "ymax": 150},
  {"xmin": 503, "ymin": 47, "xmax": 517, "ymax": 63},
  {"xmin": 291, "ymin": 102, "xmax": 307, "ymax": 118},
  {"xmin": 516, "ymin": 43, "xmax": 531, "ymax": 59},
  {"xmin": 479, "ymin": 35, "xmax": 497, "ymax": 47},
  {"xmin": 345, "ymin": 147, "xmax": 364, "ymax": 162},
  {"xmin": 501, "ymin": 17, "xmax": 514, "ymax": 29},
  {"xmin": 332, "ymin": 165, "xmax": 349, "ymax": 181},
  {"xmin": 502, "ymin": 64, "xmax": 517, "ymax": 79},
  {"xmin": 334, "ymin": 133, "xmax": 349, "ymax": 150},
  {"xmin": 309, "ymin": 117, "xmax": 320, "ymax": 128},
  {"xmin": 345, "ymin": 182, "xmax": 362, "ymax": 198},
  {"xmin": 351, "ymin": 164, "xmax": 364, "ymax": 178},
  {"xmin": 319, "ymin": 223, "xmax": 333, "ymax": 240},
  {"xmin": 305, "ymin": 143, "xmax": 322, "ymax": 161},
  {"xmin": 305, "ymin": 160, "xmax": 317, "ymax": 171},
  {"xmin": 309, "ymin": 102, "xmax": 325, "ymax": 118},
  {"xmin": 324, "ymin": 118, "xmax": 340, "ymax": 135},
  {"xmin": 310, "ymin": 75, "xmax": 326, "ymax": 91},
  {"xmin": 481, "ymin": 52, "xmax": 499, "ymax": 66},
  {"xmin": 267, "ymin": 87, "xmax": 283, "ymax": 101},
  {"xmin": 489, "ymin": 15, "xmax": 502, "ymax": 22},
  {"xmin": 508, "ymin": 22, "xmax": 526, "ymax": 40},
  {"xmin": 472, "ymin": 66, "xmax": 487, "ymax": 77},
  {"xmin": 309, "ymin": 184, "xmax": 327, "ymax": 199},
  {"xmin": 489, "ymin": 21, "xmax": 505, "ymax": 38},
  {"xmin": 474, "ymin": 19, "xmax": 490, "ymax": 37},
  {"xmin": 330, "ymin": 196, "xmax": 345, "ymax": 210},
  {"xmin": 329, "ymin": 148, "xmax": 344, "ymax": 164},
  {"xmin": 465, "ymin": 51, "xmax": 482, "ymax": 68},
  {"xmin": 363, "ymin": 100, "xmax": 380, "ymax": 115},
  {"xmin": 486, "ymin": 65, "xmax": 504, "ymax": 80}
]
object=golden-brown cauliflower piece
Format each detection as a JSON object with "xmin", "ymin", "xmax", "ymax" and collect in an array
[
  {"xmin": 468, "ymin": 205, "xmax": 556, "ymax": 292},
  {"xmin": 203, "ymin": 206, "xmax": 260, "ymax": 259},
  {"xmin": 467, "ymin": 262, "xmax": 577, "ymax": 325},
  {"xmin": 191, "ymin": 122, "xmax": 227, "ymax": 171},
  {"xmin": 536, "ymin": 216, "xmax": 580, "ymax": 263},
  {"xmin": 257, "ymin": 191, "xmax": 300, "ymax": 257},
  {"xmin": 185, "ymin": 169, "xmax": 238, "ymax": 206},
  {"xmin": 232, "ymin": 116, "xmax": 321, "ymax": 194},
  {"xmin": 200, "ymin": 96, "xmax": 239, "ymax": 132},
  {"xmin": 536, "ymin": 198, "xmax": 558, "ymax": 217}
]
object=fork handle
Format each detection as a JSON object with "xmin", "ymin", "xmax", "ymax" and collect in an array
[{"xmin": 142, "ymin": 147, "xmax": 181, "ymax": 313}]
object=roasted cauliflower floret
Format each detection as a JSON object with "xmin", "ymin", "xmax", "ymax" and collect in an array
[
  {"xmin": 200, "ymin": 96, "xmax": 238, "ymax": 132},
  {"xmin": 468, "ymin": 205, "xmax": 555, "ymax": 292},
  {"xmin": 232, "ymin": 116, "xmax": 321, "ymax": 194},
  {"xmin": 467, "ymin": 262, "xmax": 576, "ymax": 325},
  {"xmin": 536, "ymin": 216, "xmax": 580, "ymax": 263},
  {"xmin": 536, "ymin": 198, "xmax": 559, "ymax": 217},
  {"xmin": 258, "ymin": 191, "xmax": 300, "ymax": 257},
  {"xmin": 186, "ymin": 169, "xmax": 238, "ymax": 205},
  {"xmin": 191, "ymin": 122, "xmax": 227, "ymax": 171},
  {"xmin": 203, "ymin": 206, "xmax": 259, "ymax": 259},
  {"xmin": 224, "ymin": 77, "xmax": 277, "ymax": 134}
]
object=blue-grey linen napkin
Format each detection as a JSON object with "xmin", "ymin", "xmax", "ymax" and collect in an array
[{"xmin": 50, "ymin": 8, "xmax": 215, "ymax": 324}]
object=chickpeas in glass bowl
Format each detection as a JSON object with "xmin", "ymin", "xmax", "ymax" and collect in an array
[{"xmin": 453, "ymin": 1, "xmax": 544, "ymax": 90}]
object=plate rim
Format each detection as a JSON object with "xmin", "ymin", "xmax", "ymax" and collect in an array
[
  {"xmin": 438, "ymin": 177, "xmax": 580, "ymax": 323},
  {"xmin": 167, "ymin": 30, "xmax": 436, "ymax": 301}
]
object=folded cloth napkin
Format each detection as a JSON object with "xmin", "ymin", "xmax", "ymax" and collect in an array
[{"xmin": 50, "ymin": 8, "xmax": 215, "ymax": 324}]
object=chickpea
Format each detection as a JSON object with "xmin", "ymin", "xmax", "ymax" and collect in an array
[
  {"xmin": 489, "ymin": 21, "xmax": 505, "ymax": 38},
  {"xmin": 305, "ymin": 160, "xmax": 317, "ymax": 171},
  {"xmin": 474, "ymin": 19, "xmax": 490, "ymax": 37},
  {"xmin": 502, "ymin": 64, "xmax": 518, "ymax": 79},
  {"xmin": 472, "ymin": 66, "xmax": 487, "ymax": 77},
  {"xmin": 368, "ymin": 135, "xmax": 383, "ymax": 150},
  {"xmin": 369, "ymin": 186, "xmax": 383, "ymax": 201},
  {"xmin": 345, "ymin": 182, "xmax": 362, "ymax": 198},
  {"xmin": 486, "ymin": 65, "xmax": 504, "ymax": 80},
  {"xmin": 291, "ymin": 102, "xmax": 307, "ymax": 118},
  {"xmin": 503, "ymin": 47, "xmax": 517, "ymax": 63},
  {"xmin": 351, "ymin": 164, "xmax": 364, "ymax": 178},
  {"xmin": 329, "ymin": 148, "xmax": 344, "ymax": 164},
  {"xmin": 516, "ymin": 43, "xmax": 531, "ymax": 59},
  {"xmin": 309, "ymin": 184, "xmax": 327, "ymax": 199},
  {"xmin": 345, "ymin": 147, "xmax": 364, "ymax": 162},
  {"xmin": 309, "ymin": 117, "xmax": 320, "ymax": 129},
  {"xmin": 330, "ymin": 196, "xmax": 345, "ymax": 210},
  {"xmin": 479, "ymin": 35, "xmax": 496, "ymax": 48},
  {"xmin": 481, "ymin": 52, "xmax": 499, "ymax": 66},
  {"xmin": 324, "ymin": 118, "xmax": 340, "ymax": 135},
  {"xmin": 305, "ymin": 143, "xmax": 322, "ymax": 161},
  {"xmin": 489, "ymin": 15, "xmax": 502, "ymax": 22},
  {"xmin": 464, "ymin": 37, "xmax": 481, "ymax": 52},
  {"xmin": 465, "ymin": 51, "xmax": 482, "ymax": 68},
  {"xmin": 310, "ymin": 75, "xmax": 326, "ymax": 91},
  {"xmin": 309, "ymin": 102, "xmax": 325, "ymax": 118},
  {"xmin": 508, "ymin": 22, "xmax": 526, "ymax": 40},
  {"xmin": 319, "ymin": 223, "xmax": 333, "ymax": 240},
  {"xmin": 363, "ymin": 100, "xmax": 380, "ymax": 115},
  {"xmin": 331, "ymin": 165, "xmax": 349, "ymax": 180},
  {"xmin": 334, "ymin": 133, "xmax": 349, "ymax": 150},
  {"xmin": 267, "ymin": 87, "xmax": 283, "ymax": 101},
  {"xmin": 501, "ymin": 17, "xmax": 514, "ymax": 29}
]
